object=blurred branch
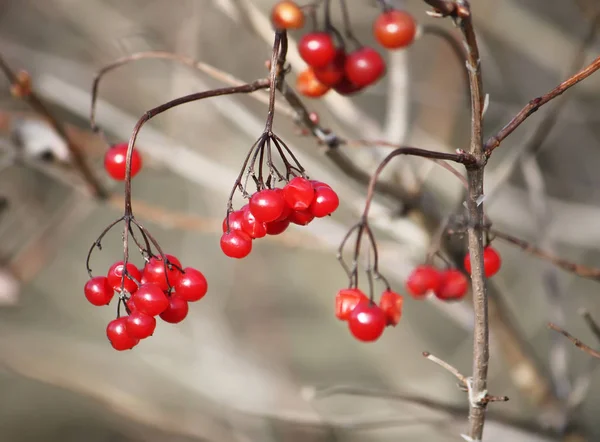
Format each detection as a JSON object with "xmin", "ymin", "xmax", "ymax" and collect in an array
[{"xmin": 549, "ymin": 323, "xmax": 600, "ymax": 359}]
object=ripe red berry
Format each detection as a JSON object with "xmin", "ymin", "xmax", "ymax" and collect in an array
[
  {"xmin": 310, "ymin": 180, "xmax": 331, "ymax": 189},
  {"xmin": 159, "ymin": 295, "xmax": 189, "ymax": 323},
  {"xmin": 271, "ymin": 1, "xmax": 305, "ymax": 30},
  {"xmin": 297, "ymin": 68, "xmax": 330, "ymax": 98},
  {"xmin": 174, "ymin": 267, "xmax": 208, "ymax": 302},
  {"xmin": 435, "ymin": 269, "xmax": 468, "ymax": 301},
  {"xmin": 379, "ymin": 290, "xmax": 403, "ymax": 326},
  {"xmin": 309, "ymin": 186, "xmax": 339, "ymax": 217},
  {"xmin": 373, "ymin": 10, "xmax": 417, "ymax": 49},
  {"xmin": 132, "ymin": 283, "xmax": 170, "ymax": 316},
  {"xmin": 288, "ymin": 209, "xmax": 315, "ymax": 226},
  {"xmin": 265, "ymin": 218, "xmax": 290, "ymax": 235},
  {"xmin": 126, "ymin": 296, "xmax": 137, "ymax": 312},
  {"xmin": 241, "ymin": 206, "xmax": 267, "ymax": 239},
  {"xmin": 405, "ymin": 265, "xmax": 441, "ymax": 298},
  {"xmin": 335, "ymin": 288, "xmax": 368, "ymax": 321},
  {"xmin": 106, "ymin": 261, "xmax": 141, "ymax": 295},
  {"xmin": 104, "ymin": 143, "xmax": 142, "ymax": 181},
  {"xmin": 84, "ymin": 276, "xmax": 114, "ymax": 306},
  {"xmin": 274, "ymin": 189, "xmax": 292, "ymax": 221},
  {"xmin": 220, "ymin": 231, "xmax": 253, "ymax": 258},
  {"xmin": 344, "ymin": 47, "xmax": 386, "ymax": 87},
  {"xmin": 249, "ymin": 189, "xmax": 286, "ymax": 223},
  {"xmin": 333, "ymin": 76, "xmax": 364, "ymax": 95},
  {"xmin": 126, "ymin": 310, "xmax": 156, "ymax": 339},
  {"xmin": 222, "ymin": 209, "xmax": 245, "ymax": 233},
  {"xmin": 298, "ymin": 32, "xmax": 337, "ymax": 68},
  {"xmin": 348, "ymin": 301, "xmax": 387, "ymax": 342},
  {"xmin": 464, "ymin": 246, "xmax": 502, "ymax": 278},
  {"xmin": 283, "ymin": 177, "xmax": 315, "ymax": 210},
  {"xmin": 106, "ymin": 317, "xmax": 139, "ymax": 351},
  {"xmin": 142, "ymin": 254, "xmax": 182, "ymax": 292},
  {"xmin": 313, "ymin": 49, "xmax": 346, "ymax": 86}
]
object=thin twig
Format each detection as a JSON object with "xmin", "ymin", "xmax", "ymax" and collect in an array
[
  {"xmin": 580, "ymin": 310, "xmax": 600, "ymax": 343},
  {"xmin": 422, "ymin": 351, "xmax": 469, "ymax": 386},
  {"xmin": 548, "ymin": 323, "xmax": 600, "ymax": 359}
]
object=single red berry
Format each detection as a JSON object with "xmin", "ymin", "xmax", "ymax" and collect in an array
[
  {"xmin": 271, "ymin": 1, "xmax": 305, "ymax": 30},
  {"xmin": 241, "ymin": 206, "xmax": 268, "ymax": 239},
  {"xmin": 174, "ymin": 267, "xmax": 208, "ymax": 302},
  {"xmin": 283, "ymin": 177, "xmax": 315, "ymax": 210},
  {"xmin": 84, "ymin": 276, "xmax": 114, "ymax": 306},
  {"xmin": 249, "ymin": 189, "xmax": 286, "ymax": 222},
  {"xmin": 298, "ymin": 32, "xmax": 337, "ymax": 68},
  {"xmin": 126, "ymin": 296, "xmax": 137, "ymax": 312},
  {"xmin": 313, "ymin": 49, "xmax": 346, "ymax": 86},
  {"xmin": 142, "ymin": 254, "xmax": 182, "ymax": 292},
  {"xmin": 132, "ymin": 283, "xmax": 170, "ymax": 316},
  {"xmin": 345, "ymin": 47, "xmax": 386, "ymax": 87},
  {"xmin": 297, "ymin": 68, "xmax": 330, "ymax": 98},
  {"xmin": 106, "ymin": 261, "xmax": 141, "ymax": 295},
  {"xmin": 106, "ymin": 317, "xmax": 139, "ymax": 351},
  {"xmin": 309, "ymin": 186, "xmax": 339, "ymax": 217},
  {"xmin": 220, "ymin": 231, "xmax": 253, "ymax": 258},
  {"xmin": 464, "ymin": 246, "xmax": 502, "ymax": 278},
  {"xmin": 126, "ymin": 310, "xmax": 156, "ymax": 339},
  {"xmin": 348, "ymin": 301, "xmax": 387, "ymax": 342},
  {"xmin": 335, "ymin": 288, "xmax": 368, "ymax": 321},
  {"xmin": 333, "ymin": 76, "xmax": 364, "ymax": 95},
  {"xmin": 222, "ymin": 209, "xmax": 245, "ymax": 232},
  {"xmin": 373, "ymin": 10, "xmax": 417, "ymax": 49},
  {"xmin": 104, "ymin": 143, "xmax": 143, "ymax": 181},
  {"xmin": 265, "ymin": 218, "xmax": 290, "ymax": 235},
  {"xmin": 405, "ymin": 265, "xmax": 441, "ymax": 298},
  {"xmin": 288, "ymin": 209, "xmax": 315, "ymax": 226},
  {"xmin": 435, "ymin": 269, "xmax": 468, "ymax": 301},
  {"xmin": 159, "ymin": 295, "xmax": 189, "ymax": 324},
  {"xmin": 379, "ymin": 290, "xmax": 403, "ymax": 326}
]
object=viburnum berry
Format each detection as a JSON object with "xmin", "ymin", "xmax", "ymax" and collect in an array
[
  {"xmin": 106, "ymin": 261, "xmax": 141, "ymax": 295},
  {"xmin": 241, "ymin": 207, "xmax": 268, "ymax": 239},
  {"xmin": 159, "ymin": 295, "xmax": 189, "ymax": 324},
  {"xmin": 283, "ymin": 177, "xmax": 315, "ymax": 210},
  {"xmin": 435, "ymin": 269, "xmax": 468, "ymax": 301},
  {"xmin": 288, "ymin": 209, "xmax": 315, "ymax": 226},
  {"xmin": 344, "ymin": 47, "xmax": 386, "ymax": 87},
  {"xmin": 126, "ymin": 296, "xmax": 137, "ymax": 312},
  {"xmin": 313, "ymin": 49, "xmax": 346, "ymax": 86},
  {"xmin": 174, "ymin": 267, "xmax": 208, "ymax": 302},
  {"xmin": 265, "ymin": 218, "xmax": 290, "ymax": 235},
  {"xmin": 106, "ymin": 317, "xmax": 139, "ymax": 351},
  {"xmin": 104, "ymin": 143, "xmax": 143, "ymax": 181},
  {"xmin": 373, "ymin": 10, "xmax": 417, "ymax": 49},
  {"xmin": 142, "ymin": 254, "xmax": 182, "ymax": 292},
  {"xmin": 132, "ymin": 283, "xmax": 170, "ymax": 316},
  {"xmin": 379, "ymin": 290, "xmax": 403, "ymax": 326},
  {"xmin": 222, "ymin": 209, "xmax": 245, "ymax": 232},
  {"xmin": 348, "ymin": 301, "xmax": 387, "ymax": 342},
  {"xmin": 296, "ymin": 68, "xmax": 330, "ymax": 98},
  {"xmin": 335, "ymin": 288, "xmax": 368, "ymax": 321},
  {"xmin": 298, "ymin": 32, "xmax": 337, "ymax": 68},
  {"xmin": 309, "ymin": 185, "xmax": 339, "ymax": 217},
  {"xmin": 310, "ymin": 180, "xmax": 331, "ymax": 189},
  {"xmin": 84, "ymin": 276, "xmax": 114, "ymax": 306},
  {"xmin": 126, "ymin": 310, "xmax": 156, "ymax": 339},
  {"xmin": 405, "ymin": 265, "xmax": 441, "ymax": 298},
  {"xmin": 249, "ymin": 189, "xmax": 286, "ymax": 222},
  {"xmin": 464, "ymin": 246, "xmax": 502, "ymax": 278},
  {"xmin": 220, "ymin": 230, "xmax": 253, "ymax": 258},
  {"xmin": 271, "ymin": 1, "xmax": 305, "ymax": 30}
]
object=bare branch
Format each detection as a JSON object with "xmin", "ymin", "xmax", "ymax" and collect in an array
[
  {"xmin": 422, "ymin": 351, "xmax": 469, "ymax": 387},
  {"xmin": 548, "ymin": 323, "xmax": 600, "ymax": 359},
  {"xmin": 581, "ymin": 310, "xmax": 600, "ymax": 342}
]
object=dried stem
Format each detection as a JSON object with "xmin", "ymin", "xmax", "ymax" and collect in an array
[{"xmin": 548, "ymin": 323, "xmax": 600, "ymax": 359}]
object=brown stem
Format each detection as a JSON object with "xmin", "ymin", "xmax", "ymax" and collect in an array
[{"xmin": 548, "ymin": 323, "xmax": 600, "ymax": 359}]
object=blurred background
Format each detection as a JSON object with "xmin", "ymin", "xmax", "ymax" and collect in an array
[{"xmin": 1, "ymin": 0, "xmax": 600, "ymax": 440}]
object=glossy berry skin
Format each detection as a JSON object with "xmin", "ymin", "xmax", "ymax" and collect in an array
[
  {"xmin": 464, "ymin": 247, "xmax": 502, "ymax": 278},
  {"xmin": 379, "ymin": 290, "xmax": 403, "ymax": 326},
  {"xmin": 249, "ymin": 189, "xmax": 286, "ymax": 223},
  {"xmin": 335, "ymin": 288, "xmax": 368, "ymax": 321},
  {"xmin": 348, "ymin": 301, "xmax": 387, "ymax": 342},
  {"xmin": 271, "ymin": 1, "xmax": 304, "ymax": 30},
  {"xmin": 222, "ymin": 210, "xmax": 244, "ymax": 233},
  {"xmin": 298, "ymin": 32, "xmax": 337, "ymax": 68},
  {"xmin": 435, "ymin": 270, "xmax": 468, "ymax": 301},
  {"xmin": 241, "ymin": 207, "xmax": 267, "ymax": 239},
  {"xmin": 344, "ymin": 47, "xmax": 386, "ymax": 87},
  {"xmin": 283, "ymin": 177, "xmax": 315, "ymax": 210},
  {"xmin": 310, "ymin": 180, "xmax": 331, "ymax": 189},
  {"xmin": 309, "ymin": 186, "xmax": 339, "ymax": 217},
  {"xmin": 220, "ymin": 231, "xmax": 253, "ymax": 258},
  {"xmin": 142, "ymin": 254, "xmax": 182, "ymax": 292},
  {"xmin": 313, "ymin": 49, "xmax": 346, "ymax": 86},
  {"xmin": 174, "ymin": 267, "xmax": 208, "ymax": 302},
  {"xmin": 126, "ymin": 311, "xmax": 156, "ymax": 339},
  {"xmin": 107, "ymin": 261, "xmax": 141, "ymax": 295},
  {"xmin": 274, "ymin": 190, "xmax": 292, "ymax": 221},
  {"xmin": 297, "ymin": 68, "xmax": 330, "ymax": 98},
  {"xmin": 159, "ymin": 295, "xmax": 189, "ymax": 324},
  {"xmin": 405, "ymin": 265, "xmax": 441, "ymax": 298},
  {"xmin": 106, "ymin": 317, "xmax": 139, "ymax": 351},
  {"xmin": 132, "ymin": 283, "xmax": 170, "ymax": 316},
  {"xmin": 288, "ymin": 209, "xmax": 315, "ymax": 226},
  {"xmin": 104, "ymin": 143, "xmax": 142, "ymax": 181},
  {"xmin": 373, "ymin": 10, "xmax": 417, "ymax": 49},
  {"xmin": 126, "ymin": 296, "xmax": 137, "ymax": 312},
  {"xmin": 84, "ymin": 276, "xmax": 114, "ymax": 306},
  {"xmin": 265, "ymin": 218, "xmax": 290, "ymax": 235}
]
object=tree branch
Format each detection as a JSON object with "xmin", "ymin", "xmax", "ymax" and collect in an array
[{"xmin": 548, "ymin": 323, "xmax": 600, "ymax": 359}]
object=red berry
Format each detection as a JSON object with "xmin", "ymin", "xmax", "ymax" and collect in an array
[
  {"xmin": 464, "ymin": 247, "xmax": 502, "ymax": 278},
  {"xmin": 435, "ymin": 270, "xmax": 468, "ymax": 301},
  {"xmin": 126, "ymin": 296, "xmax": 137, "ymax": 312},
  {"xmin": 104, "ymin": 143, "xmax": 142, "ymax": 181},
  {"xmin": 405, "ymin": 265, "xmax": 441, "ymax": 298},
  {"xmin": 309, "ymin": 186, "xmax": 339, "ymax": 217},
  {"xmin": 174, "ymin": 267, "xmax": 208, "ymax": 302},
  {"xmin": 126, "ymin": 310, "xmax": 156, "ymax": 339},
  {"xmin": 335, "ymin": 288, "xmax": 368, "ymax": 321},
  {"xmin": 132, "ymin": 283, "xmax": 170, "ymax": 316},
  {"xmin": 348, "ymin": 301, "xmax": 387, "ymax": 342},
  {"xmin": 297, "ymin": 68, "xmax": 330, "ymax": 98},
  {"xmin": 298, "ymin": 32, "xmax": 337, "ymax": 68},
  {"xmin": 241, "ymin": 206, "xmax": 267, "ymax": 239},
  {"xmin": 288, "ymin": 209, "xmax": 315, "ymax": 226},
  {"xmin": 222, "ymin": 209, "xmax": 245, "ymax": 232},
  {"xmin": 265, "ymin": 218, "xmax": 290, "ymax": 235},
  {"xmin": 283, "ymin": 177, "xmax": 315, "ymax": 210},
  {"xmin": 274, "ymin": 189, "xmax": 293, "ymax": 221},
  {"xmin": 373, "ymin": 10, "xmax": 417, "ymax": 49},
  {"xmin": 313, "ymin": 49, "xmax": 346, "ymax": 86},
  {"xmin": 106, "ymin": 317, "xmax": 139, "ymax": 351},
  {"xmin": 345, "ymin": 47, "xmax": 386, "ymax": 87},
  {"xmin": 271, "ymin": 1, "xmax": 305, "ymax": 30},
  {"xmin": 220, "ymin": 231, "xmax": 253, "ymax": 258},
  {"xmin": 159, "ymin": 295, "xmax": 189, "ymax": 323},
  {"xmin": 106, "ymin": 261, "xmax": 141, "ymax": 295},
  {"xmin": 333, "ymin": 76, "xmax": 364, "ymax": 95},
  {"xmin": 142, "ymin": 254, "xmax": 182, "ymax": 292},
  {"xmin": 249, "ymin": 189, "xmax": 286, "ymax": 222},
  {"xmin": 84, "ymin": 276, "xmax": 114, "ymax": 306},
  {"xmin": 310, "ymin": 180, "xmax": 331, "ymax": 189},
  {"xmin": 379, "ymin": 290, "xmax": 403, "ymax": 326}
]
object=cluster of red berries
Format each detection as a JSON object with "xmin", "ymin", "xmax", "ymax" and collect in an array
[
  {"xmin": 271, "ymin": 1, "xmax": 417, "ymax": 97},
  {"xmin": 103, "ymin": 142, "xmax": 143, "ymax": 181},
  {"xmin": 221, "ymin": 177, "xmax": 339, "ymax": 259},
  {"xmin": 84, "ymin": 255, "xmax": 207, "ymax": 350},
  {"xmin": 335, "ymin": 287, "xmax": 403, "ymax": 342}
]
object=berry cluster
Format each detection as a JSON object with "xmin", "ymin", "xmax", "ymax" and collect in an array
[
  {"xmin": 103, "ymin": 142, "xmax": 143, "ymax": 181},
  {"xmin": 84, "ymin": 255, "xmax": 208, "ymax": 351}
]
